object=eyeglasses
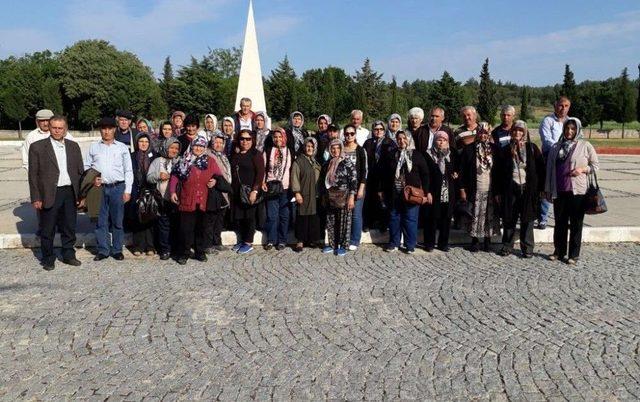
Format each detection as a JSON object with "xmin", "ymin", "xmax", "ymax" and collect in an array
[
  {"xmin": 239, "ymin": 137, "xmax": 252, "ymax": 141},
  {"xmin": 373, "ymin": 128, "xmax": 384, "ymax": 131},
  {"xmin": 344, "ymin": 132, "xmax": 356, "ymax": 136}
]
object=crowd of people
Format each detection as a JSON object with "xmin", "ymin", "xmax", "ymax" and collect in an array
[{"xmin": 24, "ymin": 96, "xmax": 599, "ymax": 270}]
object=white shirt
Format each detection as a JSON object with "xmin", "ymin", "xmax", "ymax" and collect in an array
[
  {"xmin": 22, "ymin": 129, "xmax": 75, "ymax": 170},
  {"xmin": 539, "ymin": 113, "xmax": 568, "ymax": 154},
  {"xmin": 340, "ymin": 126, "xmax": 370, "ymax": 147},
  {"xmin": 50, "ymin": 137, "xmax": 72, "ymax": 187}
]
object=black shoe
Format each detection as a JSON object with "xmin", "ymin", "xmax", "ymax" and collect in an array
[
  {"xmin": 498, "ymin": 248, "xmax": 511, "ymax": 257},
  {"xmin": 438, "ymin": 246, "xmax": 450, "ymax": 252},
  {"xmin": 537, "ymin": 222, "xmax": 547, "ymax": 230},
  {"xmin": 294, "ymin": 245, "xmax": 303, "ymax": 253},
  {"xmin": 362, "ymin": 227, "xmax": 370, "ymax": 233},
  {"xmin": 194, "ymin": 253, "xmax": 208, "ymax": 262},
  {"xmin": 276, "ymin": 243, "xmax": 286, "ymax": 251},
  {"xmin": 482, "ymin": 238, "xmax": 491, "ymax": 252},
  {"xmin": 159, "ymin": 252, "xmax": 171, "ymax": 260},
  {"xmin": 176, "ymin": 257, "xmax": 188, "ymax": 265},
  {"xmin": 112, "ymin": 253, "xmax": 124, "ymax": 261},
  {"xmin": 93, "ymin": 254, "xmax": 109, "ymax": 261},
  {"xmin": 424, "ymin": 246, "xmax": 435, "ymax": 252},
  {"xmin": 469, "ymin": 243, "xmax": 480, "ymax": 253},
  {"xmin": 62, "ymin": 257, "xmax": 82, "ymax": 266},
  {"xmin": 264, "ymin": 243, "xmax": 274, "ymax": 251},
  {"xmin": 42, "ymin": 261, "xmax": 55, "ymax": 271},
  {"xmin": 522, "ymin": 252, "xmax": 534, "ymax": 259}
]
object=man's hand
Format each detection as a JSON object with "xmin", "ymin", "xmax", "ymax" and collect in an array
[
  {"xmin": 93, "ymin": 176, "xmax": 102, "ymax": 187},
  {"xmin": 77, "ymin": 199, "xmax": 85, "ymax": 209},
  {"xmin": 348, "ymin": 195, "xmax": 355, "ymax": 210},
  {"xmin": 123, "ymin": 193, "xmax": 131, "ymax": 203},
  {"xmin": 494, "ymin": 195, "xmax": 501, "ymax": 205},
  {"xmin": 207, "ymin": 178, "xmax": 217, "ymax": 189},
  {"xmin": 424, "ymin": 193, "xmax": 433, "ymax": 205},
  {"xmin": 459, "ymin": 189, "xmax": 467, "ymax": 202},
  {"xmin": 159, "ymin": 172, "xmax": 170, "ymax": 181},
  {"xmin": 32, "ymin": 201, "xmax": 43, "ymax": 210}
]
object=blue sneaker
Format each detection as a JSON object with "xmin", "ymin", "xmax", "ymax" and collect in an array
[
  {"xmin": 336, "ymin": 247, "xmax": 347, "ymax": 256},
  {"xmin": 322, "ymin": 246, "xmax": 334, "ymax": 254},
  {"xmin": 232, "ymin": 243, "xmax": 243, "ymax": 252},
  {"xmin": 237, "ymin": 244, "xmax": 254, "ymax": 254}
]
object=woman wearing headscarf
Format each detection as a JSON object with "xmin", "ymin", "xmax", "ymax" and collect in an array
[
  {"xmin": 230, "ymin": 129, "xmax": 265, "ymax": 255},
  {"xmin": 129, "ymin": 132, "xmax": 157, "ymax": 256},
  {"xmin": 363, "ymin": 120, "xmax": 395, "ymax": 232},
  {"xmin": 315, "ymin": 115, "xmax": 332, "ymax": 141},
  {"xmin": 317, "ymin": 123, "xmax": 341, "ymax": 165},
  {"xmin": 342, "ymin": 124, "xmax": 368, "ymax": 250},
  {"xmin": 152, "ymin": 121, "xmax": 175, "ymax": 154},
  {"xmin": 495, "ymin": 120, "xmax": 545, "ymax": 258},
  {"xmin": 200, "ymin": 114, "xmax": 220, "ymax": 143},
  {"xmin": 221, "ymin": 117, "xmax": 236, "ymax": 156},
  {"xmin": 254, "ymin": 112, "xmax": 271, "ymax": 153},
  {"xmin": 424, "ymin": 131, "xmax": 458, "ymax": 252},
  {"xmin": 459, "ymin": 122, "xmax": 500, "ymax": 252},
  {"xmin": 171, "ymin": 111, "xmax": 186, "ymax": 136},
  {"xmin": 204, "ymin": 133, "xmax": 233, "ymax": 254},
  {"xmin": 177, "ymin": 114, "xmax": 202, "ymax": 158},
  {"xmin": 386, "ymin": 114, "xmax": 402, "ymax": 140},
  {"xmin": 319, "ymin": 139, "xmax": 357, "ymax": 256},
  {"xmin": 169, "ymin": 136, "xmax": 222, "ymax": 264},
  {"xmin": 286, "ymin": 111, "xmax": 309, "ymax": 155},
  {"xmin": 379, "ymin": 130, "xmax": 430, "ymax": 253},
  {"xmin": 291, "ymin": 137, "xmax": 322, "ymax": 252},
  {"xmin": 147, "ymin": 137, "xmax": 181, "ymax": 260},
  {"xmin": 136, "ymin": 118, "xmax": 155, "ymax": 137},
  {"xmin": 262, "ymin": 128, "xmax": 293, "ymax": 251},
  {"xmin": 545, "ymin": 117, "xmax": 599, "ymax": 265}
]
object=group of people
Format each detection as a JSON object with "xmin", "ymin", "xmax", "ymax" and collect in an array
[{"xmin": 25, "ymin": 96, "xmax": 599, "ymax": 270}]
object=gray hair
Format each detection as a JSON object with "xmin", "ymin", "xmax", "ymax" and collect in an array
[
  {"xmin": 430, "ymin": 107, "xmax": 445, "ymax": 116},
  {"xmin": 350, "ymin": 109, "xmax": 363, "ymax": 119},
  {"xmin": 240, "ymin": 97, "xmax": 252, "ymax": 105},
  {"xmin": 460, "ymin": 106, "xmax": 477, "ymax": 116},
  {"xmin": 500, "ymin": 105, "xmax": 516, "ymax": 115},
  {"xmin": 49, "ymin": 115, "xmax": 68, "ymax": 126},
  {"xmin": 408, "ymin": 107, "xmax": 424, "ymax": 119}
]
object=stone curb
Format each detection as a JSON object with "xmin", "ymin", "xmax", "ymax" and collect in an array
[{"xmin": 1, "ymin": 226, "xmax": 638, "ymax": 249}]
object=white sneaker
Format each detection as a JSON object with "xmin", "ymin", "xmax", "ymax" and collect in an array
[{"xmin": 348, "ymin": 245, "xmax": 358, "ymax": 251}]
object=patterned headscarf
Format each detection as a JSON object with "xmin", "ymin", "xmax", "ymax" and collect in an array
[
  {"xmin": 173, "ymin": 136, "xmax": 209, "ymax": 180},
  {"xmin": 395, "ymin": 131, "xmax": 413, "ymax": 180},
  {"xmin": 475, "ymin": 123, "xmax": 493, "ymax": 173},
  {"xmin": 428, "ymin": 131, "xmax": 451, "ymax": 175},
  {"xmin": 325, "ymin": 139, "xmax": 345, "ymax": 188},
  {"xmin": 289, "ymin": 111, "xmax": 305, "ymax": 152},
  {"xmin": 557, "ymin": 117, "xmax": 583, "ymax": 162}
]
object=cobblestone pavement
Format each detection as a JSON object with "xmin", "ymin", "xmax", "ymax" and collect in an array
[{"xmin": 1, "ymin": 243, "xmax": 640, "ymax": 400}]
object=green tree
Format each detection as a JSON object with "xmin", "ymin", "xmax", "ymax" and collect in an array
[
  {"xmin": 78, "ymin": 99, "xmax": 101, "ymax": 129},
  {"xmin": 477, "ymin": 58, "xmax": 498, "ymax": 124},
  {"xmin": 58, "ymin": 40, "xmax": 164, "ymax": 127},
  {"xmin": 614, "ymin": 67, "xmax": 636, "ymax": 138},
  {"xmin": 172, "ymin": 57, "xmax": 222, "ymax": 116},
  {"xmin": 572, "ymin": 81, "xmax": 601, "ymax": 132},
  {"xmin": 519, "ymin": 86, "xmax": 531, "ymax": 121},
  {"xmin": 1, "ymin": 90, "xmax": 29, "ymax": 137},
  {"xmin": 353, "ymin": 58, "xmax": 386, "ymax": 120},
  {"xmin": 201, "ymin": 47, "xmax": 242, "ymax": 78},
  {"xmin": 160, "ymin": 56, "xmax": 177, "ymax": 112},
  {"xmin": 387, "ymin": 76, "xmax": 407, "ymax": 117},
  {"xmin": 561, "ymin": 64, "xmax": 577, "ymax": 100},
  {"xmin": 431, "ymin": 71, "xmax": 465, "ymax": 125},
  {"xmin": 637, "ymin": 64, "xmax": 640, "ymax": 123},
  {"xmin": 265, "ymin": 55, "xmax": 299, "ymax": 121}
]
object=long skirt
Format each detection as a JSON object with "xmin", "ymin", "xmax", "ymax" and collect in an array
[
  {"xmin": 326, "ymin": 207, "xmax": 352, "ymax": 249},
  {"xmin": 468, "ymin": 190, "xmax": 500, "ymax": 238}
]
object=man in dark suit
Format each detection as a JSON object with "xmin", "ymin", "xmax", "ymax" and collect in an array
[{"xmin": 28, "ymin": 115, "xmax": 84, "ymax": 270}]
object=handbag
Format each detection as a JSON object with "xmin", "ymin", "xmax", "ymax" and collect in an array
[
  {"xmin": 136, "ymin": 188, "xmax": 161, "ymax": 224},
  {"xmin": 265, "ymin": 180, "xmax": 284, "ymax": 199},
  {"xmin": 584, "ymin": 170, "xmax": 607, "ymax": 215},
  {"xmin": 403, "ymin": 185, "xmax": 426, "ymax": 205},
  {"xmin": 327, "ymin": 187, "xmax": 348, "ymax": 209},
  {"xmin": 236, "ymin": 166, "xmax": 263, "ymax": 206}
]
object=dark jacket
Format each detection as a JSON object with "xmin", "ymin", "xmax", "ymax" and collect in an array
[
  {"xmin": 363, "ymin": 136, "xmax": 396, "ymax": 182},
  {"xmin": 344, "ymin": 145, "xmax": 368, "ymax": 186},
  {"xmin": 424, "ymin": 150, "xmax": 458, "ymax": 216},
  {"xmin": 28, "ymin": 138, "xmax": 84, "ymax": 209},
  {"xmin": 206, "ymin": 174, "xmax": 232, "ymax": 211},
  {"xmin": 414, "ymin": 125, "xmax": 455, "ymax": 154},
  {"xmin": 379, "ymin": 150, "xmax": 430, "ymax": 209},
  {"xmin": 458, "ymin": 142, "xmax": 500, "ymax": 204},
  {"xmin": 494, "ymin": 142, "xmax": 546, "ymax": 223},
  {"xmin": 79, "ymin": 168, "xmax": 102, "ymax": 219}
]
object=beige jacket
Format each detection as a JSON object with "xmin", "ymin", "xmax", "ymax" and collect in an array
[{"xmin": 545, "ymin": 140, "xmax": 599, "ymax": 199}]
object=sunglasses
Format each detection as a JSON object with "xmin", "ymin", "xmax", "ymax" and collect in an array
[
  {"xmin": 239, "ymin": 137, "xmax": 252, "ymax": 141},
  {"xmin": 373, "ymin": 127, "xmax": 384, "ymax": 131},
  {"xmin": 344, "ymin": 132, "xmax": 356, "ymax": 136}
]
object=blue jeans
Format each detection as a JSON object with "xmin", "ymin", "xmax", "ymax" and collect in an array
[
  {"xmin": 95, "ymin": 182, "xmax": 125, "ymax": 256},
  {"xmin": 388, "ymin": 202, "xmax": 419, "ymax": 251},
  {"xmin": 350, "ymin": 195, "xmax": 365, "ymax": 246},
  {"xmin": 539, "ymin": 149, "xmax": 551, "ymax": 224},
  {"xmin": 265, "ymin": 193, "xmax": 290, "ymax": 244}
]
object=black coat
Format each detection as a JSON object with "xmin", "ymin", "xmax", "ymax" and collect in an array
[
  {"xmin": 206, "ymin": 174, "xmax": 233, "ymax": 211},
  {"xmin": 458, "ymin": 142, "xmax": 500, "ymax": 204},
  {"xmin": 424, "ymin": 151, "xmax": 458, "ymax": 216},
  {"xmin": 379, "ymin": 150, "xmax": 430, "ymax": 209},
  {"xmin": 28, "ymin": 138, "xmax": 84, "ymax": 209},
  {"xmin": 494, "ymin": 142, "xmax": 546, "ymax": 223}
]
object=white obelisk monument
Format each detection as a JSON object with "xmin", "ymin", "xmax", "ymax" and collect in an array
[{"xmin": 234, "ymin": 0, "xmax": 267, "ymax": 113}]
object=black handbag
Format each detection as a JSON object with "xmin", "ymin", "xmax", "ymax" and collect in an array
[
  {"xmin": 236, "ymin": 166, "xmax": 263, "ymax": 206},
  {"xmin": 265, "ymin": 180, "xmax": 284, "ymax": 199},
  {"xmin": 136, "ymin": 188, "xmax": 161, "ymax": 224},
  {"xmin": 585, "ymin": 170, "xmax": 607, "ymax": 215}
]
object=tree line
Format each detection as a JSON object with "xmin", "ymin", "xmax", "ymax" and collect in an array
[{"xmin": 0, "ymin": 39, "xmax": 638, "ymax": 133}]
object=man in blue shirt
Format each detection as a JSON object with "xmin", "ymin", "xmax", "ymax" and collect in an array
[
  {"xmin": 538, "ymin": 96, "xmax": 571, "ymax": 229},
  {"xmin": 84, "ymin": 117, "xmax": 134, "ymax": 261},
  {"xmin": 114, "ymin": 110, "xmax": 137, "ymax": 153}
]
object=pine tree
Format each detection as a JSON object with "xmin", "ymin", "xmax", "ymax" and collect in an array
[
  {"xmin": 353, "ymin": 58, "xmax": 385, "ymax": 120},
  {"xmin": 160, "ymin": 56, "xmax": 176, "ymax": 112},
  {"xmin": 519, "ymin": 86, "xmax": 530, "ymax": 121},
  {"xmin": 615, "ymin": 67, "xmax": 636, "ymax": 138},
  {"xmin": 265, "ymin": 55, "xmax": 299, "ymax": 120},
  {"xmin": 431, "ymin": 71, "xmax": 465, "ymax": 125},
  {"xmin": 477, "ymin": 58, "xmax": 497, "ymax": 125},
  {"xmin": 561, "ymin": 64, "xmax": 577, "ymax": 100}
]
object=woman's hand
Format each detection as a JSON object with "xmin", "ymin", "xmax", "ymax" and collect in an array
[
  {"xmin": 171, "ymin": 193, "xmax": 179, "ymax": 205},
  {"xmin": 356, "ymin": 187, "xmax": 365, "ymax": 200},
  {"xmin": 459, "ymin": 189, "xmax": 467, "ymax": 202},
  {"xmin": 295, "ymin": 193, "xmax": 303, "ymax": 205},
  {"xmin": 425, "ymin": 193, "xmax": 433, "ymax": 205},
  {"xmin": 261, "ymin": 182, "xmax": 268, "ymax": 192},
  {"xmin": 207, "ymin": 178, "xmax": 217, "ymax": 189},
  {"xmin": 159, "ymin": 172, "xmax": 170, "ymax": 181},
  {"xmin": 570, "ymin": 167, "xmax": 587, "ymax": 177},
  {"xmin": 249, "ymin": 191, "xmax": 258, "ymax": 205},
  {"xmin": 348, "ymin": 195, "xmax": 355, "ymax": 210}
]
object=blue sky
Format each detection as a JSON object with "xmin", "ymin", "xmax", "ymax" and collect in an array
[{"xmin": 1, "ymin": 0, "xmax": 639, "ymax": 86}]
